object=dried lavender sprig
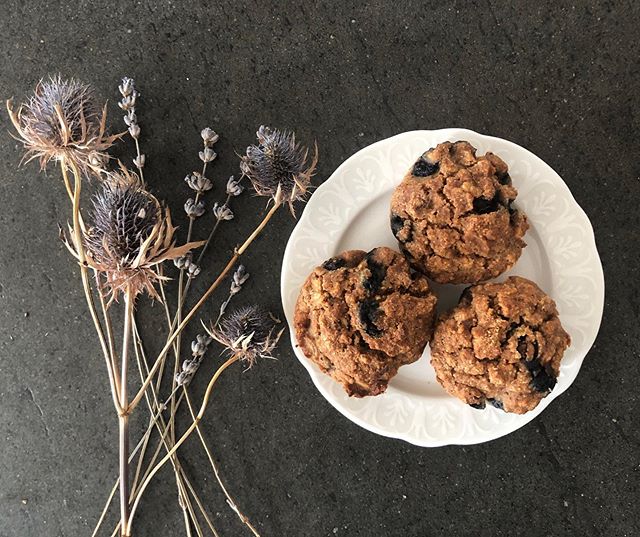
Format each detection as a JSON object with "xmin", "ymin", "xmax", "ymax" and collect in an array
[
  {"xmin": 169, "ymin": 126, "xmax": 221, "ymax": 473},
  {"xmin": 214, "ymin": 265, "xmax": 250, "ymax": 327},
  {"xmin": 118, "ymin": 77, "xmax": 145, "ymax": 179},
  {"xmin": 175, "ymin": 334, "xmax": 213, "ymax": 387},
  {"xmin": 173, "ymin": 253, "xmax": 201, "ymax": 280},
  {"xmin": 193, "ymin": 176, "xmax": 244, "ymax": 268}
]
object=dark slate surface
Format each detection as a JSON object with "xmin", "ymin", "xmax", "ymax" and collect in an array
[{"xmin": 0, "ymin": 2, "xmax": 638, "ymax": 536}]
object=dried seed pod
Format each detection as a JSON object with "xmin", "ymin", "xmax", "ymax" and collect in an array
[
  {"xmin": 240, "ymin": 125, "xmax": 317, "ymax": 213},
  {"xmin": 63, "ymin": 169, "xmax": 202, "ymax": 300},
  {"xmin": 207, "ymin": 305, "xmax": 283, "ymax": 369},
  {"xmin": 7, "ymin": 75, "xmax": 118, "ymax": 175}
]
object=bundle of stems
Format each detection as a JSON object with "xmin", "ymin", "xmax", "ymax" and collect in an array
[{"xmin": 7, "ymin": 75, "xmax": 317, "ymax": 536}]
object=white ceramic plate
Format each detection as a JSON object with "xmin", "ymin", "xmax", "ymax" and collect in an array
[{"xmin": 281, "ymin": 129, "xmax": 604, "ymax": 447}]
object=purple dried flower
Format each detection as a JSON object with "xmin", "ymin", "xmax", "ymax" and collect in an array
[
  {"xmin": 7, "ymin": 75, "xmax": 118, "ymax": 175},
  {"xmin": 240, "ymin": 125, "xmax": 317, "ymax": 212},
  {"xmin": 208, "ymin": 305, "xmax": 283, "ymax": 369},
  {"xmin": 67, "ymin": 169, "xmax": 201, "ymax": 299}
]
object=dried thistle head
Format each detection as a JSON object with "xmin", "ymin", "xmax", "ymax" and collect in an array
[
  {"xmin": 64, "ymin": 170, "xmax": 202, "ymax": 300},
  {"xmin": 240, "ymin": 126, "xmax": 317, "ymax": 214},
  {"xmin": 207, "ymin": 305, "xmax": 283, "ymax": 369},
  {"xmin": 6, "ymin": 75, "xmax": 118, "ymax": 175}
]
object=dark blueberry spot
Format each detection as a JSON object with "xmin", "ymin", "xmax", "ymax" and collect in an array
[
  {"xmin": 530, "ymin": 368, "xmax": 557, "ymax": 392},
  {"xmin": 469, "ymin": 401, "xmax": 486, "ymax": 410},
  {"xmin": 505, "ymin": 322, "xmax": 521, "ymax": 340},
  {"xmin": 398, "ymin": 243, "xmax": 416, "ymax": 262},
  {"xmin": 363, "ymin": 250, "xmax": 387, "ymax": 293},
  {"xmin": 358, "ymin": 298, "xmax": 382, "ymax": 338},
  {"xmin": 322, "ymin": 257, "xmax": 346, "ymax": 271},
  {"xmin": 390, "ymin": 213, "xmax": 405, "ymax": 238},
  {"xmin": 517, "ymin": 336, "xmax": 529, "ymax": 358},
  {"xmin": 520, "ymin": 341, "xmax": 557, "ymax": 393},
  {"xmin": 497, "ymin": 172, "xmax": 512, "ymax": 185},
  {"xmin": 472, "ymin": 194, "xmax": 503, "ymax": 215},
  {"xmin": 489, "ymin": 399, "xmax": 504, "ymax": 410},
  {"xmin": 412, "ymin": 156, "xmax": 439, "ymax": 177},
  {"xmin": 460, "ymin": 286, "xmax": 474, "ymax": 304}
]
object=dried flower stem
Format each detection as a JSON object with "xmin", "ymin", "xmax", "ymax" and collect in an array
[
  {"xmin": 195, "ymin": 193, "xmax": 232, "ymax": 266},
  {"xmin": 183, "ymin": 389, "xmax": 261, "ymax": 536},
  {"xmin": 131, "ymin": 323, "xmax": 210, "ymax": 537},
  {"xmin": 126, "ymin": 354, "xmax": 240, "ymax": 535},
  {"xmin": 118, "ymin": 290, "xmax": 133, "ymax": 537},
  {"xmin": 62, "ymin": 159, "xmax": 122, "ymax": 414},
  {"xmin": 167, "ymin": 154, "xmax": 210, "ymax": 497},
  {"xmin": 129, "ymin": 202, "xmax": 280, "ymax": 413},
  {"xmin": 95, "ymin": 271, "xmax": 121, "ymax": 395}
]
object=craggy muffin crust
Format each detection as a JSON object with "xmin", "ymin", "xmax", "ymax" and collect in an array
[
  {"xmin": 390, "ymin": 141, "xmax": 529, "ymax": 284},
  {"xmin": 430, "ymin": 276, "xmax": 571, "ymax": 414},
  {"xmin": 294, "ymin": 247, "xmax": 438, "ymax": 397}
]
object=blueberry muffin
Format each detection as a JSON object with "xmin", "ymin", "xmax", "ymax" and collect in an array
[
  {"xmin": 294, "ymin": 247, "xmax": 438, "ymax": 397},
  {"xmin": 390, "ymin": 141, "xmax": 529, "ymax": 284},
  {"xmin": 430, "ymin": 276, "xmax": 571, "ymax": 414}
]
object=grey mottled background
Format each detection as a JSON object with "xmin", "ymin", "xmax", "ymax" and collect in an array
[{"xmin": 0, "ymin": 1, "xmax": 638, "ymax": 536}]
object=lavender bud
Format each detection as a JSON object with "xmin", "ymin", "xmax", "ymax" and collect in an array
[
  {"xmin": 213, "ymin": 202, "xmax": 234, "ymax": 221},
  {"xmin": 119, "ymin": 77, "xmax": 135, "ymax": 98},
  {"xmin": 187, "ymin": 262, "xmax": 201, "ymax": 278},
  {"xmin": 201, "ymin": 128, "xmax": 219, "ymax": 147},
  {"xmin": 123, "ymin": 112, "xmax": 137, "ymax": 126},
  {"xmin": 185, "ymin": 172, "xmax": 213, "ymax": 193},
  {"xmin": 230, "ymin": 265, "xmax": 250, "ymax": 295},
  {"xmin": 199, "ymin": 147, "xmax": 217, "ymax": 163},
  {"xmin": 226, "ymin": 175, "xmax": 244, "ymax": 197},
  {"xmin": 185, "ymin": 198, "xmax": 206, "ymax": 218},
  {"xmin": 118, "ymin": 94, "xmax": 137, "ymax": 111},
  {"xmin": 174, "ymin": 254, "xmax": 191, "ymax": 269},
  {"xmin": 133, "ymin": 154, "xmax": 145, "ymax": 168},
  {"xmin": 128, "ymin": 124, "xmax": 140, "ymax": 139},
  {"xmin": 191, "ymin": 334, "xmax": 211, "ymax": 356}
]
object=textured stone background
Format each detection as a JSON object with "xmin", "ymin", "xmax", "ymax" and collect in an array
[{"xmin": 0, "ymin": 1, "xmax": 638, "ymax": 536}]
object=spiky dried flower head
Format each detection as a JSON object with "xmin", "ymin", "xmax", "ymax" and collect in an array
[
  {"xmin": 64, "ymin": 170, "xmax": 202, "ymax": 300},
  {"xmin": 7, "ymin": 75, "xmax": 118, "ymax": 175},
  {"xmin": 206, "ymin": 305, "xmax": 283, "ymax": 369},
  {"xmin": 240, "ymin": 125, "xmax": 317, "ymax": 213}
]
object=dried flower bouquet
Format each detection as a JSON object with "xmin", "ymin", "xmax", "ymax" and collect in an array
[{"xmin": 7, "ymin": 76, "xmax": 317, "ymax": 537}]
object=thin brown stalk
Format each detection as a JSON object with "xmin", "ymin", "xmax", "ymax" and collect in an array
[
  {"xmin": 126, "ymin": 354, "xmax": 239, "ymax": 535},
  {"xmin": 95, "ymin": 270, "xmax": 121, "ymax": 396},
  {"xmin": 131, "ymin": 319, "xmax": 204, "ymax": 537},
  {"xmin": 91, "ymin": 479, "xmax": 118, "ymax": 537},
  {"xmin": 184, "ymin": 389, "xmax": 261, "ymax": 536},
  {"xmin": 129, "ymin": 203, "xmax": 280, "ymax": 412},
  {"xmin": 118, "ymin": 290, "xmax": 134, "ymax": 537},
  {"xmin": 62, "ymin": 159, "xmax": 122, "ymax": 415}
]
